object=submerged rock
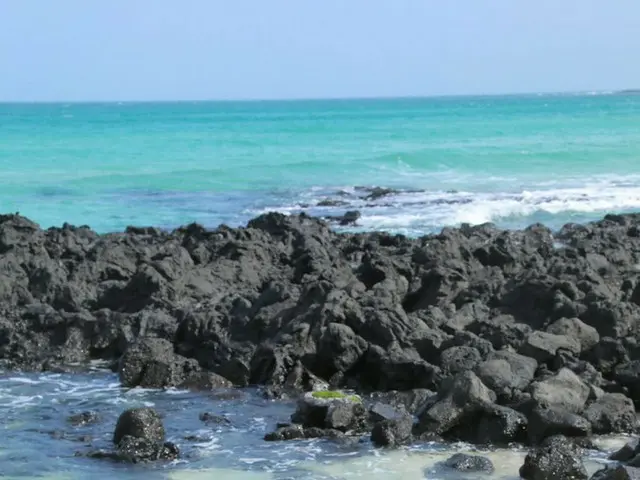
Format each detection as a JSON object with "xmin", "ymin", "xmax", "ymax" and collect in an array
[
  {"xmin": 199, "ymin": 412, "xmax": 232, "ymax": 426},
  {"xmin": 68, "ymin": 411, "xmax": 101, "ymax": 427},
  {"xmin": 440, "ymin": 453, "xmax": 495, "ymax": 474}
]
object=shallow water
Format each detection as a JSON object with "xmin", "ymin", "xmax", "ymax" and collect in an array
[{"xmin": 0, "ymin": 369, "xmax": 621, "ymax": 479}]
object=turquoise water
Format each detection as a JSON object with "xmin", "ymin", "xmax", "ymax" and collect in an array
[{"xmin": 2, "ymin": 93, "xmax": 640, "ymax": 234}]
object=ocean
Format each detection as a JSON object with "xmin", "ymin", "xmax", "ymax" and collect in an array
[
  {"xmin": 0, "ymin": 94, "xmax": 638, "ymax": 478},
  {"xmin": 2, "ymin": 93, "xmax": 640, "ymax": 236}
]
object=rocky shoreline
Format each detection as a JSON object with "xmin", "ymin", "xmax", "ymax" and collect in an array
[{"xmin": 3, "ymin": 211, "xmax": 640, "ymax": 477}]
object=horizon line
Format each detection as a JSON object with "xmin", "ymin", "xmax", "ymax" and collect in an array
[{"xmin": 0, "ymin": 88, "xmax": 634, "ymax": 105}]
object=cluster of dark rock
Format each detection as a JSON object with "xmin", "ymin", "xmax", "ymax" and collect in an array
[{"xmin": 4, "ymin": 210, "xmax": 640, "ymax": 475}]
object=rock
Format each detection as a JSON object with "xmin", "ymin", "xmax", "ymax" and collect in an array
[
  {"xmin": 440, "ymin": 453, "xmax": 495, "ymax": 474},
  {"xmin": 325, "ymin": 210, "xmax": 361, "ymax": 226},
  {"xmin": 263, "ymin": 424, "xmax": 345, "ymax": 442},
  {"xmin": 591, "ymin": 465, "xmax": 640, "ymax": 480},
  {"xmin": 317, "ymin": 199, "xmax": 348, "ymax": 207},
  {"xmin": 68, "ymin": 411, "xmax": 100, "ymax": 427},
  {"xmin": 369, "ymin": 402, "xmax": 406, "ymax": 423},
  {"xmin": 614, "ymin": 361, "xmax": 640, "ymax": 405},
  {"xmin": 114, "ymin": 435, "xmax": 179, "ymax": 463},
  {"xmin": 264, "ymin": 425, "xmax": 305, "ymax": 441},
  {"xmin": 527, "ymin": 407, "xmax": 592, "ymax": 444},
  {"xmin": 584, "ymin": 393, "xmax": 637, "ymax": 434},
  {"xmin": 417, "ymin": 371, "xmax": 496, "ymax": 436},
  {"xmin": 199, "ymin": 412, "xmax": 231, "ymax": 426},
  {"xmin": 520, "ymin": 331, "xmax": 581, "ymax": 363},
  {"xmin": 439, "ymin": 346, "xmax": 482, "ymax": 376},
  {"xmin": 530, "ymin": 368, "xmax": 590, "ymax": 414},
  {"xmin": 291, "ymin": 391, "xmax": 366, "ymax": 432},
  {"xmin": 370, "ymin": 412, "xmax": 413, "ymax": 447},
  {"xmin": 587, "ymin": 338, "xmax": 629, "ymax": 376},
  {"xmin": 113, "ymin": 408, "xmax": 165, "ymax": 445},
  {"xmin": 3, "ymin": 210, "xmax": 640, "ymax": 453},
  {"xmin": 325, "ymin": 402, "xmax": 362, "ymax": 431},
  {"xmin": 610, "ymin": 439, "xmax": 640, "ymax": 462},
  {"xmin": 546, "ymin": 317, "xmax": 600, "ymax": 352},
  {"xmin": 519, "ymin": 435, "xmax": 588, "ymax": 480},
  {"xmin": 118, "ymin": 337, "xmax": 233, "ymax": 390},
  {"xmin": 87, "ymin": 407, "xmax": 176, "ymax": 464},
  {"xmin": 361, "ymin": 187, "xmax": 399, "ymax": 200},
  {"xmin": 368, "ymin": 389, "xmax": 434, "ymax": 415},
  {"xmin": 475, "ymin": 404, "xmax": 528, "ymax": 445},
  {"xmin": 475, "ymin": 350, "xmax": 537, "ymax": 400}
]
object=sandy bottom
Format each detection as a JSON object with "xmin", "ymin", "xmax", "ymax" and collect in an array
[
  {"xmin": 170, "ymin": 470, "xmax": 272, "ymax": 480},
  {"xmin": 170, "ymin": 439, "xmax": 626, "ymax": 480},
  {"xmin": 10, "ymin": 437, "xmax": 629, "ymax": 480}
]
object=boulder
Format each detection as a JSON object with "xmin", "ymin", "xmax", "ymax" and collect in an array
[
  {"xmin": 370, "ymin": 412, "xmax": 413, "ymax": 447},
  {"xmin": 417, "ymin": 371, "xmax": 496, "ymax": 436},
  {"xmin": 475, "ymin": 404, "xmax": 528, "ymax": 445},
  {"xmin": 291, "ymin": 391, "xmax": 366, "ymax": 432},
  {"xmin": 264, "ymin": 425, "xmax": 306, "ymax": 441},
  {"xmin": 88, "ymin": 408, "xmax": 179, "ymax": 464},
  {"xmin": 475, "ymin": 350, "xmax": 537, "ymax": 400},
  {"xmin": 368, "ymin": 389, "xmax": 434, "ymax": 415},
  {"xmin": 546, "ymin": 317, "xmax": 600, "ymax": 352},
  {"xmin": 113, "ymin": 408, "xmax": 165, "ymax": 445},
  {"xmin": 520, "ymin": 331, "xmax": 581, "ymax": 363},
  {"xmin": 614, "ymin": 361, "xmax": 640, "ymax": 405},
  {"xmin": 118, "ymin": 337, "xmax": 232, "ymax": 390},
  {"xmin": 529, "ymin": 368, "xmax": 590, "ymax": 414},
  {"xmin": 519, "ymin": 435, "xmax": 588, "ymax": 480},
  {"xmin": 439, "ymin": 346, "xmax": 482, "ymax": 376},
  {"xmin": 527, "ymin": 407, "xmax": 592, "ymax": 445},
  {"xmin": 584, "ymin": 393, "xmax": 637, "ymax": 434}
]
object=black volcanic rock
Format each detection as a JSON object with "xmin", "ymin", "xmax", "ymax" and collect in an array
[{"xmin": 3, "ymin": 211, "xmax": 640, "ymax": 453}]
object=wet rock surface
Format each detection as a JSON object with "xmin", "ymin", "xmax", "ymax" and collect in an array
[
  {"xmin": 113, "ymin": 408, "xmax": 165, "ymax": 445},
  {"xmin": 85, "ymin": 407, "xmax": 178, "ymax": 464},
  {"xmin": 68, "ymin": 411, "xmax": 101, "ymax": 427},
  {"xmin": 4, "ymin": 211, "xmax": 640, "ymax": 471},
  {"xmin": 440, "ymin": 453, "xmax": 495, "ymax": 474},
  {"xmin": 520, "ymin": 435, "xmax": 589, "ymax": 480}
]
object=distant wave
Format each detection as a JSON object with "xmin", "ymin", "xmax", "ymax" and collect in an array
[{"xmin": 247, "ymin": 176, "xmax": 640, "ymax": 235}]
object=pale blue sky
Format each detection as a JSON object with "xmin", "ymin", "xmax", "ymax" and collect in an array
[{"xmin": 1, "ymin": 0, "xmax": 639, "ymax": 101}]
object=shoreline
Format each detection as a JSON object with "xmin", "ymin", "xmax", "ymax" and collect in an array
[
  {"xmin": 5, "ymin": 206, "xmax": 638, "ymax": 239},
  {"xmin": 2, "ymin": 210, "xmax": 640, "ymax": 477}
]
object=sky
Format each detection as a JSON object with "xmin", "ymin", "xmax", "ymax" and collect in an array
[{"xmin": 1, "ymin": 0, "xmax": 639, "ymax": 102}]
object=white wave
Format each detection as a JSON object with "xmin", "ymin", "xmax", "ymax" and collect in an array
[
  {"xmin": 248, "ymin": 176, "xmax": 640, "ymax": 234},
  {"xmin": 4, "ymin": 377, "xmax": 42, "ymax": 385},
  {"xmin": 359, "ymin": 185, "xmax": 640, "ymax": 230}
]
